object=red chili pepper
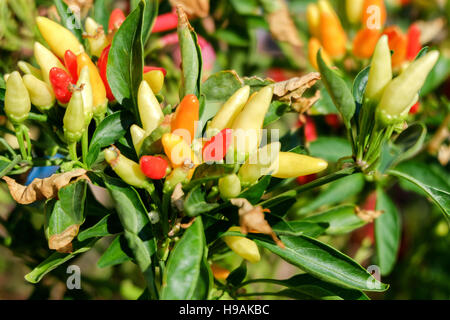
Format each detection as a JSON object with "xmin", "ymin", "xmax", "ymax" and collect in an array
[
  {"xmin": 296, "ymin": 174, "xmax": 317, "ymax": 185},
  {"xmin": 64, "ymin": 50, "xmax": 78, "ymax": 84},
  {"xmin": 325, "ymin": 114, "xmax": 340, "ymax": 130},
  {"xmin": 152, "ymin": 12, "xmax": 178, "ymax": 33},
  {"xmin": 202, "ymin": 128, "xmax": 233, "ymax": 162},
  {"xmin": 409, "ymin": 101, "xmax": 420, "ymax": 114},
  {"xmin": 406, "ymin": 24, "xmax": 422, "ymax": 61},
  {"xmin": 144, "ymin": 66, "xmax": 167, "ymax": 76},
  {"xmin": 304, "ymin": 116, "xmax": 318, "ymax": 142},
  {"xmin": 140, "ymin": 155, "xmax": 169, "ymax": 180},
  {"xmin": 108, "ymin": 8, "xmax": 126, "ymax": 34},
  {"xmin": 49, "ymin": 67, "xmax": 73, "ymax": 104},
  {"xmin": 98, "ymin": 45, "xmax": 115, "ymax": 101}
]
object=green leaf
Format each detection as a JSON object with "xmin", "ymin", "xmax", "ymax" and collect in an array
[
  {"xmin": 98, "ymin": 235, "xmax": 133, "ymax": 268},
  {"xmin": 191, "ymin": 249, "xmax": 213, "ymax": 300},
  {"xmin": 134, "ymin": 0, "xmax": 158, "ymax": 43},
  {"xmin": 25, "ymin": 239, "xmax": 98, "ymax": 283},
  {"xmin": 86, "ymin": 111, "xmax": 134, "ymax": 167},
  {"xmin": 352, "ymin": 65, "xmax": 370, "ymax": 106},
  {"xmin": 213, "ymin": 29, "xmax": 249, "ymax": 47},
  {"xmin": 310, "ymin": 87, "xmax": 339, "ymax": 115},
  {"xmin": 93, "ymin": 0, "xmax": 113, "ymax": 31},
  {"xmin": 78, "ymin": 214, "xmax": 122, "ymax": 242},
  {"xmin": 53, "ymin": 0, "xmax": 83, "ymax": 42},
  {"xmin": 421, "ymin": 55, "xmax": 450, "ymax": 96},
  {"xmin": 226, "ymin": 261, "xmax": 247, "ymax": 286},
  {"xmin": 253, "ymin": 235, "xmax": 388, "ymax": 292},
  {"xmin": 375, "ymin": 188, "xmax": 401, "ymax": 276},
  {"xmin": 239, "ymin": 175, "xmax": 271, "ymax": 205},
  {"xmin": 303, "ymin": 205, "xmax": 367, "ymax": 235},
  {"xmin": 272, "ymin": 220, "xmax": 328, "ymax": 237},
  {"xmin": 184, "ymin": 185, "xmax": 220, "ymax": 217},
  {"xmin": 309, "ymin": 137, "xmax": 352, "ymax": 163},
  {"xmin": 161, "ymin": 217, "xmax": 207, "ymax": 300},
  {"xmin": 107, "ymin": 1, "xmax": 145, "ymax": 118},
  {"xmin": 185, "ymin": 163, "xmax": 237, "ymax": 191},
  {"xmin": 317, "ymin": 50, "xmax": 356, "ymax": 129},
  {"xmin": 263, "ymin": 101, "xmax": 290, "ymax": 127}
]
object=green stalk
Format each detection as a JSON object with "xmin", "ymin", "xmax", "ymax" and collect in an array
[
  {"xmin": 0, "ymin": 137, "xmax": 17, "ymax": 157},
  {"xmin": 14, "ymin": 125, "xmax": 27, "ymax": 161},
  {"xmin": 27, "ymin": 112, "xmax": 48, "ymax": 122},
  {"xmin": 68, "ymin": 142, "xmax": 78, "ymax": 161},
  {"xmin": 21, "ymin": 124, "xmax": 32, "ymax": 160},
  {"xmin": 81, "ymin": 130, "xmax": 89, "ymax": 165}
]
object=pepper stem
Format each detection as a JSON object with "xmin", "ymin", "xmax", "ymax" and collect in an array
[
  {"xmin": 14, "ymin": 125, "xmax": 27, "ymax": 161},
  {"xmin": 81, "ymin": 130, "xmax": 89, "ymax": 165},
  {"xmin": 21, "ymin": 124, "xmax": 32, "ymax": 160},
  {"xmin": 68, "ymin": 142, "xmax": 78, "ymax": 161}
]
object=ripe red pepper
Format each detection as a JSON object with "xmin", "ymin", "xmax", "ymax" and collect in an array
[
  {"xmin": 144, "ymin": 66, "xmax": 167, "ymax": 76},
  {"xmin": 304, "ymin": 116, "xmax": 318, "ymax": 142},
  {"xmin": 98, "ymin": 45, "xmax": 115, "ymax": 101},
  {"xmin": 152, "ymin": 12, "xmax": 178, "ymax": 33},
  {"xmin": 325, "ymin": 114, "xmax": 340, "ymax": 130},
  {"xmin": 406, "ymin": 24, "xmax": 421, "ymax": 61},
  {"xmin": 64, "ymin": 50, "xmax": 78, "ymax": 84},
  {"xmin": 108, "ymin": 8, "xmax": 126, "ymax": 34},
  {"xmin": 202, "ymin": 128, "xmax": 233, "ymax": 162},
  {"xmin": 296, "ymin": 174, "xmax": 317, "ymax": 185},
  {"xmin": 140, "ymin": 155, "xmax": 169, "ymax": 180},
  {"xmin": 409, "ymin": 101, "xmax": 420, "ymax": 114},
  {"xmin": 49, "ymin": 67, "xmax": 73, "ymax": 104}
]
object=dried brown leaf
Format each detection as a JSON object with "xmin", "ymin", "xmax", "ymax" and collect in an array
[
  {"xmin": 171, "ymin": 0, "xmax": 209, "ymax": 19},
  {"xmin": 356, "ymin": 207, "xmax": 384, "ymax": 223},
  {"xmin": 49, "ymin": 224, "xmax": 80, "ymax": 253},
  {"xmin": 230, "ymin": 198, "xmax": 285, "ymax": 248},
  {"xmin": 267, "ymin": 0, "xmax": 302, "ymax": 48},
  {"xmin": 171, "ymin": 183, "xmax": 185, "ymax": 212},
  {"xmin": 3, "ymin": 169, "xmax": 88, "ymax": 205}
]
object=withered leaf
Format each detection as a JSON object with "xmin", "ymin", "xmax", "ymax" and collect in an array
[
  {"xmin": 171, "ymin": 0, "xmax": 209, "ymax": 19},
  {"xmin": 356, "ymin": 206, "xmax": 384, "ymax": 223},
  {"xmin": 230, "ymin": 198, "xmax": 285, "ymax": 248},
  {"xmin": 49, "ymin": 224, "xmax": 80, "ymax": 253},
  {"xmin": 267, "ymin": 0, "xmax": 302, "ymax": 48},
  {"xmin": 171, "ymin": 183, "xmax": 185, "ymax": 212},
  {"xmin": 3, "ymin": 169, "xmax": 88, "ymax": 205}
]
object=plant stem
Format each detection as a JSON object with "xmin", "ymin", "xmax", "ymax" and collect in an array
[
  {"xmin": 68, "ymin": 142, "xmax": 78, "ymax": 161},
  {"xmin": 14, "ymin": 125, "xmax": 27, "ymax": 161},
  {"xmin": 81, "ymin": 130, "xmax": 89, "ymax": 165},
  {"xmin": 21, "ymin": 125, "xmax": 32, "ymax": 160},
  {"xmin": 0, "ymin": 137, "xmax": 17, "ymax": 157},
  {"xmin": 27, "ymin": 112, "xmax": 48, "ymax": 122},
  {"xmin": 294, "ymin": 166, "xmax": 358, "ymax": 194}
]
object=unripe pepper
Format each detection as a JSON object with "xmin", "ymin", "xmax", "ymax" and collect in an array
[
  {"xmin": 76, "ymin": 66, "xmax": 94, "ymax": 126},
  {"xmin": 140, "ymin": 155, "xmax": 169, "ymax": 180},
  {"xmin": 377, "ymin": 51, "xmax": 439, "ymax": 124},
  {"xmin": 34, "ymin": 42, "xmax": 66, "ymax": 85},
  {"xmin": 104, "ymin": 145, "xmax": 148, "ymax": 189},
  {"xmin": 306, "ymin": 3, "xmax": 320, "ymax": 38},
  {"xmin": 108, "ymin": 9, "xmax": 126, "ymax": 34},
  {"xmin": 230, "ymin": 86, "xmax": 274, "ymax": 158},
  {"xmin": 85, "ymin": 17, "xmax": 109, "ymax": 57},
  {"xmin": 63, "ymin": 89, "xmax": 85, "ymax": 143},
  {"xmin": 4, "ymin": 71, "xmax": 31, "ymax": 124},
  {"xmin": 223, "ymin": 227, "xmax": 260, "ymax": 263},
  {"xmin": 352, "ymin": 28, "xmax": 381, "ymax": 59},
  {"xmin": 362, "ymin": 0, "xmax": 386, "ymax": 30},
  {"xmin": 171, "ymin": 94, "xmax": 199, "ymax": 145},
  {"xmin": 163, "ymin": 167, "xmax": 190, "ymax": 193},
  {"xmin": 18, "ymin": 61, "xmax": 42, "ymax": 80},
  {"xmin": 202, "ymin": 128, "xmax": 233, "ymax": 162},
  {"xmin": 318, "ymin": 0, "xmax": 347, "ymax": 59},
  {"xmin": 23, "ymin": 74, "xmax": 55, "ymax": 111},
  {"xmin": 138, "ymin": 80, "xmax": 165, "ymax": 134},
  {"xmin": 130, "ymin": 124, "xmax": 147, "ymax": 155},
  {"xmin": 161, "ymin": 133, "xmax": 198, "ymax": 168},
  {"xmin": 346, "ymin": 0, "xmax": 364, "ymax": 24},
  {"xmin": 208, "ymin": 86, "xmax": 250, "ymax": 136},
  {"xmin": 383, "ymin": 26, "xmax": 407, "ymax": 69},
  {"xmin": 97, "ymin": 45, "xmax": 115, "ymax": 101},
  {"xmin": 36, "ymin": 16, "xmax": 84, "ymax": 59},
  {"xmin": 49, "ymin": 67, "xmax": 73, "ymax": 104},
  {"xmin": 238, "ymin": 142, "xmax": 281, "ymax": 187},
  {"xmin": 308, "ymin": 38, "xmax": 332, "ymax": 71},
  {"xmin": 77, "ymin": 52, "xmax": 107, "ymax": 116},
  {"xmin": 406, "ymin": 23, "xmax": 421, "ymax": 61},
  {"xmin": 218, "ymin": 174, "xmax": 241, "ymax": 200},
  {"xmin": 365, "ymin": 35, "xmax": 392, "ymax": 102},
  {"xmin": 143, "ymin": 70, "xmax": 165, "ymax": 94},
  {"xmin": 271, "ymin": 152, "xmax": 328, "ymax": 179}
]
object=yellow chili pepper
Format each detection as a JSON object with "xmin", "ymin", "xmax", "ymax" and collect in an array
[
  {"xmin": 23, "ymin": 74, "xmax": 55, "ymax": 111},
  {"xmin": 365, "ymin": 35, "xmax": 392, "ymax": 102},
  {"xmin": 138, "ymin": 80, "xmax": 165, "ymax": 134},
  {"xmin": 63, "ymin": 89, "xmax": 85, "ymax": 143},
  {"xmin": 4, "ymin": 71, "xmax": 31, "ymax": 124},
  {"xmin": 104, "ymin": 145, "xmax": 148, "ymax": 189},
  {"xmin": 207, "ymin": 85, "xmax": 250, "ymax": 137},
  {"xmin": 76, "ymin": 66, "xmax": 94, "ymax": 126},
  {"xmin": 130, "ymin": 124, "xmax": 147, "ymax": 155},
  {"xmin": 161, "ymin": 133, "xmax": 198, "ymax": 168},
  {"xmin": 34, "ymin": 42, "xmax": 66, "ymax": 85},
  {"xmin": 18, "ymin": 61, "xmax": 43, "ymax": 80},
  {"xmin": 306, "ymin": 3, "xmax": 320, "ymax": 38},
  {"xmin": 318, "ymin": 0, "xmax": 347, "ymax": 59},
  {"xmin": 143, "ymin": 70, "xmax": 165, "ymax": 94},
  {"xmin": 85, "ymin": 17, "xmax": 109, "ymax": 57},
  {"xmin": 308, "ymin": 37, "xmax": 332, "ymax": 71},
  {"xmin": 36, "ymin": 16, "xmax": 84, "ymax": 59},
  {"xmin": 223, "ymin": 227, "xmax": 260, "ymax": 263},
  {"xmin": 346, "ymin": 0, "xmax": 364, "ymax": 25},
  {"xmin": 271, "ymin": 152, "xmax": 328, "ymax": 179},
  {"xmin": 77, "ymin": 52, "xmax": 107, "ymax": 116}
]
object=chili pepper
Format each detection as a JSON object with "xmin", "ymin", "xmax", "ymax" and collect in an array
[
  {"xmin": 144, "ymin": 66, "xmax": 167, "ymax": 76},
  {"xmin": 296, "ymin": 174, "xmax": 317, "ymax": 185},
  {"xmin": 140, "ymin": 155, "xmax": 169, "ymax": 180},
  {"xmin": 325, "ymin": 114, "xmax": 340, "ymax": 129},
  {"xmin": 138, "ymin": 80, "xmax": 165, "ymax": 134},
  {"xmin": 161, "ymin": 133, "xmax": 198, "ymax": 168},
  {"xmin": 152, "ymin": 12, "xmax": 178, "ymax": 33},
  {"xmin": 139, "ymin": 121, "xmax": 171, "ymax": 156},
  {"xmin": 218, "ymin": 174, "xmax": 241, "ymax": 200},
  {"xmin": 49, "ymin": 67, "xmax": 73, "ymax": 104},
  {"xmin": 18, "ymin": 61, "xmax": 42, "ymax": 80},
  {"xmin": 238, "ymin": 142, "xmax": 281, "ymax": 187},
  {"xmin": 85, "ymin": 17, "xmax": 109, "ymax": 58},
  {"xmin": 409, "ymin": 101, "xmax": 420, "ymax": 114},
  {"xmin": 304, "ymin": 116, "xmax": 318, "ymax": 143},
  {"xmin": 211, "ymin": 264, "xmax": 230, "ymax": 280},
  {"xmin": 318, "ymin": 0, "xmax": 347, "ymax": 59},
  {"xmin": 352, "ymin": 28, "xmax": 381, "ymax": 59},
  {"xmin": 22, "ymin": 74, "xmax": 55, "ymax": 111},
  {"xmin": 104, "ymin": 145, "xmax": 148, "ymax": 189},
  {"xmin": 97, "ymin": 45, "xmax": 115, "ymax": 102},
  {"xmin": 271, "ymin": 152, "xmax": 328, "ymax": 179},
  {"xmin": 230, "ymin": 86, "xmax": 274, "ymax": 157},
  {"xmin": 346, "ymin": 0, "xmax": 364, "ymax": 24},
  {"xmin": 377, "ymin": 51, "xmax": 439, "ymax": 124},
  {"xmin": 108, "ymin": 8, "xmax": 126, "ymax": 34},
  {"xmin": 308, "ymin": 38, "xmax": 332, "ymax": 71},
  {"xmin": 383, "ymin": 26, "xmax": 407, "ymax": 69},
  {"xmin": 163, "ymin": 167, "xmax": 190, "ymax": 194},
  {"xmin": 207, "ymin": 86, "xmax": 250, "ymax": 136},
  {"xmin": 63, "ymin": 88, "xmax": 85, "ymax": 143},
  {"xmin": 365, "ymin": 35, "xmax": 392, "ymax": 102},
  {"xmin": 130, "ymin": 124, "xmax": 147, "ymax": 155},
  {"xmin": 223, "ymin": 227, "xmax": 260, "ymax": 263},
  {"xmin": 4, "ymin": 71, "xmax": 31, "ymax": 124},
  {"xmin": 77, "ymin": 52, "xmax": 107, "ymax": 116},
  {"xmin": 64, "ymin": 50, "xmax": 78, "ymax": 84},
  {"xmin": 406, "ymin": 23, "xmax": 421, "ymax": 61},
  {"xmin": 143, "ymin": 70, "xmax": 165, "ymax": 94},
  {"xmin": 76, "ymin": 66, "xmax": 93, "ymax": 126},
  {"xmin": 36, "ymin": 16, "xmax": 84, "ymax": 59},
  {"xmin": 34, "ymin": 42, "xmax": 66, "ymax": 85},
  {"xmin": 306, "ymin": 3, "xmax": 320, "ymax": 38},
  {"xmin": 171, "ymin": 94, "xmax": 199, "ymax": 145},
  {"xmin": 362, "ymin": 0, "xmax": 386, "ymax": 30},
  {"xmin": 202, "ymin": 128, "xmax": 233, "ymax": 162}
]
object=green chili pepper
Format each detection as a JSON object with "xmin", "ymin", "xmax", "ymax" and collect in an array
[
  {"xmin": 218, "ymin": 174, "xmax": 242, "ymax": 200},
  {"xmin": 63, "ymin": 89, "xmax": 85, "ymax": 143},
  {"xmin": 5, "ymin": 71, "xmax": 31, "ymax": 124}
]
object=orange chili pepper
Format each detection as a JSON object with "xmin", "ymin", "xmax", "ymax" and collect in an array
[
  {"xmin": 308, "ymin": 38, "xmax": 332, "ymax": 70},
  {"xmin": 362, "ymin": 0, "xmax": 386, "ymax": 30},
  {"xmin": 383, "ymin": 26, "xmax": 407, "ymax": 69},
  {"xmin": 352, "ymin": 28, "xmax": 382, "ymax": 59},
  {"xmin": 318, "ymin": 1, "xmax": 347, "ymax": 59},
  {"xmin": 171, "ymin": 94, "xmax": 199, "ymax": 145}
]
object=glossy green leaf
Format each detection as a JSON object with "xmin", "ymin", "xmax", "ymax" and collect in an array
[
  {"xmin": 239, "ymin": 175, "xmax": 271, "ymax": 204},
  {"xmin": 375, "ymin": 188, "xmax": 401, "ymax": 276},
  {"xmin": 352, "ymin": 65, "xmax": 370, "ymax": 106},
  {"xmin": 309, "ymin": 137, "xmax": 352, "ymax": 163},
  {"xmin": 78, "ymin": 214, "xmax": 122, "ymax": 242},
  {"xmin": 184, "ymin": 185, "xmax": 220, "ymax": 217},
  {"xmin": 53, "ymin": 0, "xmax": 83, "ymax": 42},
  {"xmin": 93, "ymin": 0, "xmax": 113, "ymax": 31},
  {"xmin": 263, "ymin": 101, "xmax": 290, "ymax": 127},
  {"xmin": 272, "ymin": 220, "xmax": 328, "ymax": 237},
  {"xmin": 98, "ymin": 235, "xmax": 133, "ymax": 268},
  {"xmin": 131, "ymin": 0, "xmax": 158, "ymax": 43},
  {"xmin": 227, "ymin": 261, "xmax": 247, "ymax": 287}
]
